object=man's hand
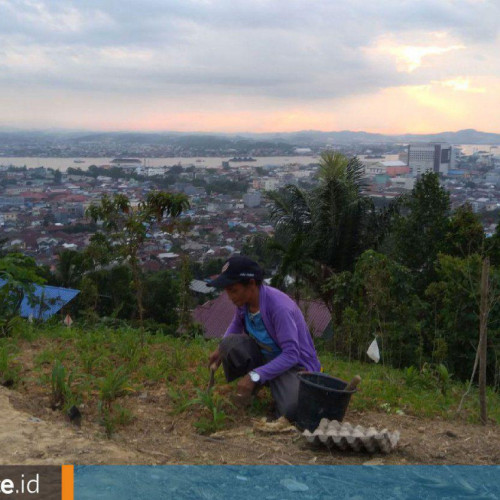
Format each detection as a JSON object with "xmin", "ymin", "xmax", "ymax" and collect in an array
[
  {"xmin": 236, "ymin": 374, "xmax": 256, "ymax": 400},
  {"xmin": 208, "ymin": 349, "xmax": 221, "ymax": 369}
]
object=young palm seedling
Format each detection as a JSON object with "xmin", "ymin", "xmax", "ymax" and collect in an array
[
  {"xmin": 50, "ymin": 360, "xmax": 72, "ymax": 410},
  {"xmin": 97, "ymin": 365, "xmax": 134, "ymax": 437},
  {"xmin": 0, "ymin": 344, "xmax": 20, "ymax": 387},
  {"xmin": 187, "ymin": 388, "xmax": 233, "ymax": 435}
]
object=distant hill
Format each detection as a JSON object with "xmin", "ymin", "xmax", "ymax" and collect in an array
[
  {"xmin": 246, "ymin": 129, "xmax": 500, "ymax": 145},
  {"xmin": 1, "ymin": 128, "xmax": 500, "ymax": 148}
]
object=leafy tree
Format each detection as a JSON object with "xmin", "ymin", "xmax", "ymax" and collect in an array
[
  {"xmin": 445, "ymin": 203, "xmax": 485, "ymax": 257},
  {"xmin": 201, "ymin": 258, "xmax": 226, "ymax": 279},
  {"xmin": 83, "ymin": 233, "xmax": 114, "ymax": 270},
  {"xmin": 142, "ymin": 270, "xmax": 179, "ymax": 326},
  {"xmin": 86, "ymin": 191, "xmax": 189, "ymax": 327},
  {"xmin": 425, "ymin": 254, "xmax": 500, "ymax": 381},
  {"xmin": 177, "ymin": 256, "xmax": 194, "ymax": 334},
  {"xmin": 266, "ymin": 183, "xmax": 319, "ymax": 300},
  {"xmin": 486, "ymin": 221, "xmax": 500, "ymax": 267},
  {"xmin": 324, "ymin": 250, "xmax": 421, "ymax": 366},
  {"xmin": 311, "ymin": 152, "xmax": 387, "ymax": 272},
  {"xmin": 0, "ymin": 254, "xmax": 45, "ymax": 335},
  {"xmin": 53, "ymin": 170, "xmax": 63, "ymax": 185},
  {"xmin": 169, "ymin": 165, "xmax": 183, "ymax": 175},
  {"xmin": 268, "ymin": 234, "xmax": 315, "ymax": 302},
  {"xmin": 267, "ymin": 152, "xmax": 392, "ymax": 322},
  {"xmin": 89, "ymin": 265, "xmax": 136, "ymax": 319},
  {"xmin": 79, "ymin": 275, "xmax": 99, "ymax": 321},
  {"xmin": 0, "ymin": 238, "xmax": 9, "ymax": 258},
  {"xmin": 54, "ymin": 250, "xmax": 86, "ymax": 288},
  {"xmin": 206, "ymin": 179, "xmax": 248, "ymax": 195},
  {"xmin": 392, "ymin": 172, "xmax": 450, "ymax": 290}
]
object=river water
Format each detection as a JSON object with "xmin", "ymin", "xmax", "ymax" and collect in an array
[
  {"xmin": 0, "ymin": 145, "xmax": 496, "ymax": 171},
  {"xmin": 0, "ymin": 156, "xmax": 320, "ymax": 171}
]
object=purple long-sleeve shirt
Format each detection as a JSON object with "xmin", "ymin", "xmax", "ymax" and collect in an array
[{"xmin": 224, "ymin": 284, "xmax": 321, "ymax": 383}]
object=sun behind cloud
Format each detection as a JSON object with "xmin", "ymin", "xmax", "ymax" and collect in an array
[
  {"xmin": 366, "ymin": 32, "xmax": 465, "ymax": 73},
  {"xmin": 438, "ymin": 77, "xmax": 486, "ymax": 93}
]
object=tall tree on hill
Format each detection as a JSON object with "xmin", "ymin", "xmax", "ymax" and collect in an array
[
  {"xmin": 444, "ymin": 203, "xmax": 485, "ymax": 258},
  {"xmin": 392, "ymin": 172, "xmax": 451, "ymax": 290},
  {"xmin": 142, "ymin": 270, "xmax": 180, "ymax": 328},
  {"xmin": 268, "ymin": 233, "xmax": 315, "ymax": 303},
  {"xmin": 485, "ymin": 219, "xmax": 500, "ymax": 267},
  {"xmin": 0, "ymin": 238, "xmax": 8, "ymax": 258},
  {"xmin": 177, "ymin": 255, "xmax": 194, "ymax": 335},
  {"xmin": 267, "ymin": 183, "xmax": 315, "ymax": 301},
  {"xmin": 86, "ymin": 191, "xmax": 189, "ymax": 329},
  {"xmin": 267, "ymin": 151, "xmax": 392, "ymax": 322},
  {"xmin": 312, "ymin": 152, "xmax": 384, "ymax": 272}
]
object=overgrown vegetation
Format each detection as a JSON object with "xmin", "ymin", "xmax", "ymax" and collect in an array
[
  {"xmin": 1, "ymin": 322, "xmax": 499, "ymax": 441},
  {"xmin": 0, "ymin": 343, "xmax": 21, "ymax": 387},
  {"xmin": 86, "ymin": 191, "xmax": 189, "ymax": 329},
  {"xmin": 0, "ymin": 253, "xmax": 44, "ymax": 336},
  {"xmin": 245, "ymin": 156, "xmax": 500, "ymax": 394}
]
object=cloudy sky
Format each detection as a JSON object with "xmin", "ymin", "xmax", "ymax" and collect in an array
[{"xmin": 0, "ymin": 0, "xmax": 499, "ymax": 133}]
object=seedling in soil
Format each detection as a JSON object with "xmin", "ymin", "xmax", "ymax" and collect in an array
[
  {"xmin": 0, "ymin": 345, "xmax": 20, "ymax": 387},
  {"xmin": 98, "ymin": 365, "xmax": 134, "ymax": 410},
  {"xmin": 188, "ymin": 389, "xmax": 233, "ymax": 435},
  {"xmin": 50, "ymin": 360, "xmax": 71, "ymax": 409}
]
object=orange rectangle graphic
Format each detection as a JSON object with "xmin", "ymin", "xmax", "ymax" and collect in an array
[{"xmin": 61, "ymin": 465, "xmax": 74, "ymax": 500}]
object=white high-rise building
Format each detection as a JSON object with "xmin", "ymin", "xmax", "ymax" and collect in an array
[{"xmin": 408, "ymin": 143, "xmax": 454, "ymax": 176}]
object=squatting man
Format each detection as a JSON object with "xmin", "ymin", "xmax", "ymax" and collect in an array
[{"xmin": 208, "ymin": 256, "xmax": 321, "ymax": 421}]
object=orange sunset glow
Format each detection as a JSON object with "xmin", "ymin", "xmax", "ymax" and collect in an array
[{"xmin": 0, "ymin": 1, "xmax": 498, "ymax": 134}]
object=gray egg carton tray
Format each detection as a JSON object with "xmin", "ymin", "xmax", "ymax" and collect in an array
[{"xmin": 302, "ymin": 418, "xmax": 400, "ymax": 454}]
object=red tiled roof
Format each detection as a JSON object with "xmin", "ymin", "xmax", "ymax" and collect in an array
[
  {"xmin": 22, "ymin": 233, "xmax": 39, "ymax": 248},
  {"xmin": 299, "ymin": 299, "xmax": 332, "ymax": 338},
  {"xmin": 193, "ymin": 291, "xmax": 331, "ymax": 339},
  {"xmin": 193, "ymin": 292, "xmax": 236, "ymax": 339},
  {"xmin": 50, "ymin": 194, "xmax": 87, "ymax": 203},
  {"xmin": 19, "ymin": 192, "xmax": 48, "ymax": 200},
  {"xmin": 386, "ymin": 166, "xmax": 411, "ymax": 177}
]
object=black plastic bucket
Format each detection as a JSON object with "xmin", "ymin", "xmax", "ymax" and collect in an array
[{"xmin": 296, "ymin": 372, "xmax": 356, "ymax": 431}]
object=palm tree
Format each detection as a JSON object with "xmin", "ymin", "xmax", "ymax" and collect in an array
[
  {"xmin": 311, "ymin": 152, "xmax": 374, "ymax": 272},
  {"xmin": 267, "ymin": 184, "xmax": 314, "ymax": 301},
  {"xmin": 268, "ymin": 234, "xmax": 315, "ymax": 303},
  {"xmin": 267, "ymin": 151, "xmax": 391, "ymax": 322}
]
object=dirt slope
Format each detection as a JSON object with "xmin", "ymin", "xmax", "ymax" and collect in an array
[
  {"xmin": 0, "ymin": 386, "xmax": 140, "ymax": 465},
  {"xmin": 2, "ymin": 385, "xmax": 500, "ymax": 465}
]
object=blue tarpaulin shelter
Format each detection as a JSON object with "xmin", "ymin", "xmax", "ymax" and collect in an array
[{"xmin": 0, "ymin": 279, "xmax": 79, "ymax": 321}]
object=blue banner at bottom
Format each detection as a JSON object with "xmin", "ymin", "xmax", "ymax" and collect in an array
[{"xmin": 75, "ymin": 465, "xmax": 500, "ymax": 500}]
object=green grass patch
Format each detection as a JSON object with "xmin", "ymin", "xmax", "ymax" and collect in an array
[
  {"xmin": 0, "ymin": 343, "xmax": 21, "ymax": 387},
  {"xmin": 3, "ymin": 320, "xmax": 500, "ymax": 433},
  {"xmin": 319, "ymin": 353, "xmax": 500, "ymax": 424}
]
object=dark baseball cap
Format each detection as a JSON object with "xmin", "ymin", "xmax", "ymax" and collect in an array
[{"xmin": 208, "ymin": 256, "xmax": 264, "ymax": 288}]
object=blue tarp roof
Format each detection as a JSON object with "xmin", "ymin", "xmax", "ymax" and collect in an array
[{"xmin": 0, "ymin": 279, "xmax": 79, "ymax": 321}]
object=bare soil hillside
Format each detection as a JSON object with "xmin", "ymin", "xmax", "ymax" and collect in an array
[{"xmin": 2, "ymin": 385, "xmax": 499, "ymax": 465}]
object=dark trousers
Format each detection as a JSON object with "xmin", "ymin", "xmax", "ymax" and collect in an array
[{"xmin": 219, "ymin": 334, "xmax": 302, "ymax": 422}]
